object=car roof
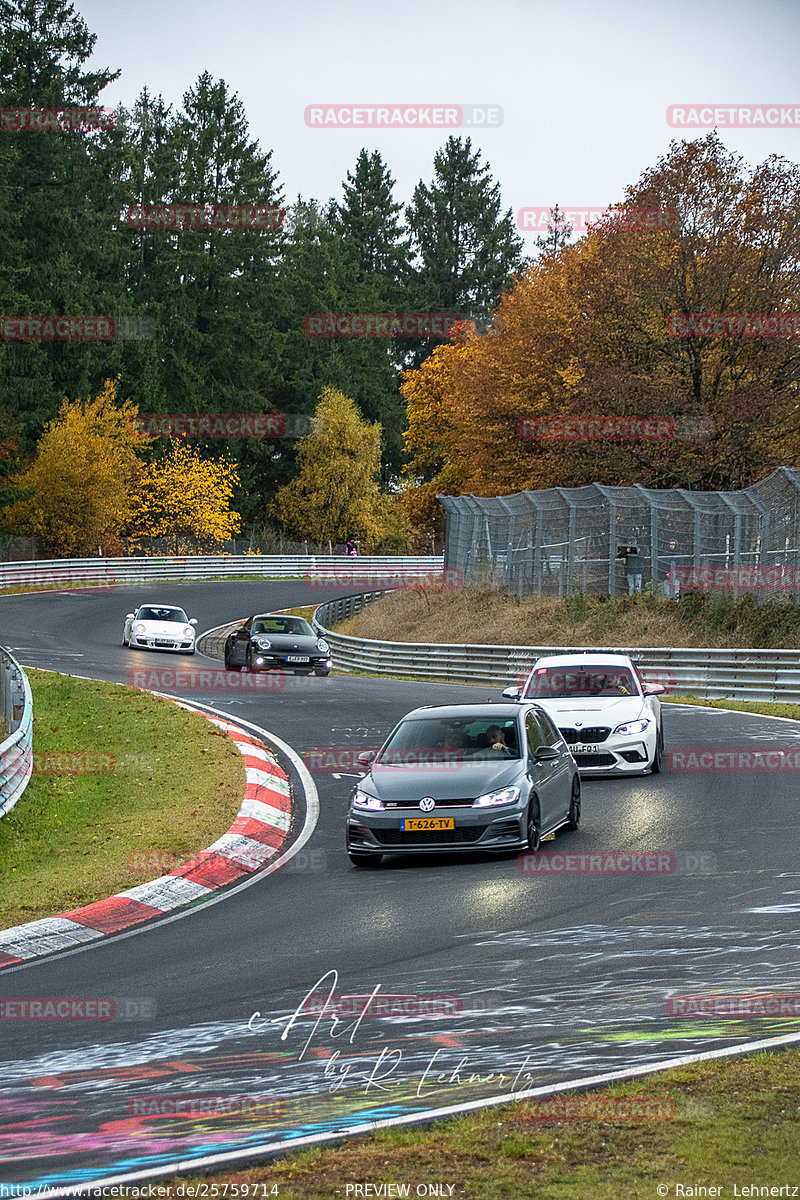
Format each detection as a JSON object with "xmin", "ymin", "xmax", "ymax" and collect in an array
[
  {"xmin": 137, "ymin": 602, "xmax": 185, "ymax": 609},
  {"xmin": 531, "ymin": 653, "xmax": 636, "ymax": 669},
  {"xmin": 401, "ymin": 703, "xmax": 532, "ymax": 721}
]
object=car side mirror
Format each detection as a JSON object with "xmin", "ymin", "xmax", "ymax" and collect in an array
[
  {"xmin": 502, "ymin": 686, "xmax": 521, "ymax": 700},
  {"xmin": 533, "ymin": 745, "xmax": 559, "ymax": 761},
  {"xmin": 643, "ymin": 683, "xmax": 666, "ymax": 696},
  {"xmin": 356, "ymin": 750, "xmax": 376, "ymax": 769},
  {"xmin": 126, "ymin": 612, "xmax": 134, "ymax": 620},
  {"xmin": 189, "ymin": 618, "xmax": 198, "ymax": 625}
]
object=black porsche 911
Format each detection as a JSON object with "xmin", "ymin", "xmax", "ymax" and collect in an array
[{"xmin": 224, "ymin": 613, "xmax": 332, "ymax": 676}]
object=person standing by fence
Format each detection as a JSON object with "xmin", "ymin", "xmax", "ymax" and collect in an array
[{"xmin": 617, "ymin": 543, "xmax": 644, "ymax": 595}]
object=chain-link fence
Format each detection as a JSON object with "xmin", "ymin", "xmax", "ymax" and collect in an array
[{"xmin": 439, "ymin": 468, "xmax": 800, "ymax": 597}]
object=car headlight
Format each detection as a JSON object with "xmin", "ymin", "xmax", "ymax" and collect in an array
[
  {"xmin": 183, "ymin": 626, "xmax": 194, "ymax": 637},
  {"xmin": 353, "ymin": 788, "xmax": 384, "ymax": 811},
  {"xmin": 317, "ymin": 639, "xmax": 329, "ymax": 652},
  {"xmin": 472, "ymin": 785, "xmax": 520, "ymax": 808},
  {"xmin": 255, "ymin": 638, "xmax": 271, "ymax": 649},
  {"xmin": 134, "ymin": 623, "xmax": 146, "ymax": 634},
  {"xmin": 614, "ymin": 719, "xmax": 650, "ymax": 736}
]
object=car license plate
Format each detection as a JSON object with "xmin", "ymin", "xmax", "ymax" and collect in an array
[
  {"xmin": 402, "ymin": 817, "xmax": 455, "ymax": 831},
  {"xmin": 156, "ymin": 639, "xmax": 174, "ymax": 646},
  {"xmin": 574, "ymin": 745, "xmax": 601, "ymax": 755},
  {"xmin": 286, "ymin": 656, "xmax": 310, "ymax": 663}
]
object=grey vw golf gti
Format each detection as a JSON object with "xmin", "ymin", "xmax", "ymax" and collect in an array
[{"xmin": 346, "ymin": 703, "xmax": 581, "ymax": 868}]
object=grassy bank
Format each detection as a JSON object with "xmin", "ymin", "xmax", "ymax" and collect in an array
[
  {"xmin": 0, "ymin": 669, "xmax": 244, "ymax": 927},
  {"xmin": 336, "ymin": 586, "xmax": 800, "ymax": 650},
  {"xmin": 160, "ymin": 1046, "xmax": 800, "ymax": 1198}
]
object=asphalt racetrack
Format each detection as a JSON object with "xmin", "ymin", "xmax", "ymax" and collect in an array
[{"xmin": 1, "ymin": 581, "xmax": 799, "ymax": 1192}]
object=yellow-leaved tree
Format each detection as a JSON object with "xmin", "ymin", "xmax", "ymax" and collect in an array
[
  {"xmin": 129, "ymin": 441, "xmax": 241, "ymax": 547},
  {"xmin": 274, "ymin": 387, "xmax": 407, "ymax": 551},
  {"xmin": 1, "ymin": 379, "xmax": 149, "ymax": 556}
]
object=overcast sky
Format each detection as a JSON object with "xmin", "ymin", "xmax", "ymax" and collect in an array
[{"xmin": 75, "ymin": 0, "xmax": 800, "ymax": 250}]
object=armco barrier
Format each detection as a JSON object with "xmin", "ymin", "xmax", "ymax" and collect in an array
[
  {"xmin": 0, "ymin": 554, "xmax": 442, "ymax": 588},
  {"xmin": 0, "ymin": 646, "xmax": 33, "ymax": 817},
  {"xmin": 311, "ymin": 594, "xmax": 800, "ymax": 701}
]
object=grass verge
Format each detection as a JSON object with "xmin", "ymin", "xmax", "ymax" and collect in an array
[
  {"xmin": 662, "ymin": 694, "xmax": 800, "ymax": 720},
  {"xmin": 0, "ymin": 668, "xmax": 244, "ymax": 928},
  {"xmin": 159, "ymin": 1047, "xmax": 800, "ymax": 1197},
  {"xmin": 336, "ymin": 585, "xmax": 800, "ymax": 650}
]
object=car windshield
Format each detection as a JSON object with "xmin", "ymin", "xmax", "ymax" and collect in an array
[
  {"xmin": 252, "ymin": 617, "xmax": 313, "ymax": 636},
  {"xmin": 376, "ymin": 717, "xmax": 522, "ymax": 763},
  {"xmin": 137, "ymin": 606, "xmax": 188, "ymax": 623},
  {"xmin": 525, "ymin": 667, "xmax": 638, "ymax": 698}
]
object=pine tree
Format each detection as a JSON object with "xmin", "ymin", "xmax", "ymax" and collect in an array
[
  {"xmin": 535, "ymin": 204, "xmax": 573, "ymax": 257},
  {"xmin": 0, "ymin": 0, "xmax": 122, "ymax": 451},
  {"xmin": 333, "ymin": 149, "xmax": 411, "ymax": 297},
  {"xmin": 406, "ymin": 136, "xmax": 524, "ymax": 326}
]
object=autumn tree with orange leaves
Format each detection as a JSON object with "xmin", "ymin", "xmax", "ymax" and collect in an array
[
  {"xmin": 129, "ymin": 441, "xmax": 241, "ymax": 547},
  {"xmin": 402, "ymin": 134, "xmax": 800, "ymax": 541},
  {"xmin": 1, "ymin": 380, "xmax": 149, "ymax": 557}
]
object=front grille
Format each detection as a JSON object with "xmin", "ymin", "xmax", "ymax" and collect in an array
[
  {"xmin": 372, "ymin": 827, "xmax": 485, "ymax": 846},
  {"xmin": 560, "ymin": 727, "xmax": 612, "ymax": 745},
  {"xmin": 384, "ymin": 798, "xmax": 475, "ymax": 809},
  {"xmin": 573, "ymin": 752, "xmax": 616, "ymax": 767}
]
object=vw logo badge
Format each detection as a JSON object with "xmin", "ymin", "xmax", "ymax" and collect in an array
[{"xmin": 419, "ymin": 797, "xmax": 436, "ymax": 812}]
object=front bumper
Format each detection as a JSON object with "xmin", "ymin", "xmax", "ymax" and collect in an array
[
  {"xmin": 134, "ymin": 636, "xmax": 195, "ymax": 652},
  {"xmin": 346, "ymin": 805, "xmax": 528, "ymax": 855},
  {"xmin": 250, "ymin": 653, "xmax": 332, "ymax": 672},
  {"xmin": 569, "ymin": 737, "xmax": 653, "ymax": 774}
]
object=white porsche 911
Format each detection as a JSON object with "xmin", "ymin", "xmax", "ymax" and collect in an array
[
  {"xmin": 503, "ymin": 652, "xmax": 665, "ymax": 775},
  {"xmin": 123, "ymin": 603, "xmax": 198, "ymax": 654}
]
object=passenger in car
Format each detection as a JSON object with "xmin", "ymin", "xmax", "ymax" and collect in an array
[{"xmin": 481, "ymin": 725, "xmax": 516, "ymax": 754}]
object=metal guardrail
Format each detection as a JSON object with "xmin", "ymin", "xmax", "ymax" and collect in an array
[
  {"xmin": 0, "ymin": 555, "xmax": 443, "ymax": 589},
  {"xmin": 0, "ymin": 646, "xmax": 33, "ymax": 817},
  {"xmin": 312, "ymin": 593, "xmax": 800, "ymax": 702}
]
